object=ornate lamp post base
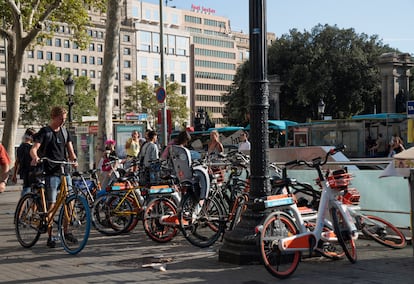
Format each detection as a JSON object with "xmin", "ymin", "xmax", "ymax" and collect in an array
[{"xmin": 219, "ymin": 207, "xmax": 266, "ymax": 264}]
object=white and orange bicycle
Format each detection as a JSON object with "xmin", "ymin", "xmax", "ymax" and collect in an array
[{"xmin": 257, "ymin": 144, "xmax": 358, "ymax": 279}]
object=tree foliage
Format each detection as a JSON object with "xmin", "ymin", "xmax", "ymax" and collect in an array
[
  {"xmin": 124, "ymin": 80, "xmax": 189, "ymax": 129},
  {"xmin": 0, "ymin": 0, "xmax": 105, "ymax": 159},
  {"xmin": 224, "ymin": 24, "xmax": 396, "ymax": 124},
  {"xmin": 20, "ymin": 63, "xmax": 97, "ymax": 126}
]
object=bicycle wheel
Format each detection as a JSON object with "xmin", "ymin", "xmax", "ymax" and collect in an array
[
  {"xmin": 143, "ymin": 197, "xmax": 178, "ymax": 243},
  {"xmin": 178, "ymin": 193, "xmax": 225, "ymax": 248},
  {"xmin": 15, "ymin": 193, "xmax": 43, "ymax": 248},
  {"xmin": 58, "ymin": 194, "xmax": 91, "ymax": 254},
  {"xmin": 259, "ymin": 211, "xmax": 300, "ymax": 279},
  {"xmin": 92, "ymin": 193, "xmax": 134, "ymax": 236},
  {"xmin": 331, "ymin": 207, "xmax": 357, "ymax": 263},
  {"xmin": 360, "ymin": 214, "xmax": 407, "ymax": 249}
]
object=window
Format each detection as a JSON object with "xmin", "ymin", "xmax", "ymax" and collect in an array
[
  {"xmin": 124, "ymin": 60, "xmax": 131, "ymax": 68},
  {"xmin": 28, "ymin": 64, "xmax": 35, "ymax": 73},
  {"xmin": 37, "ymin": 51, "xmax": 43, "ymax": 59},
  {"xmin": 89, "ymin": 70, "xmax": 96, "ymax": 78},
  {"xmin": 64, "ymin": 40, "xmax": 70, "ymax": 48},
  {"xmin": 89, "ymin": 56, "xmax": 95, "ymax": 65},
  {"xmin": 27, "ymin": 50, "xmax": 34, "ymax": 58},
  {"xmin": 46, "ymin": 38, "xmax": 53, "ymax": 46},
  {"xmin": 181, "ymin": 73, "xmax": 186, "ymax": 83},
  {"xmin": 97, "ymin": 57, "xmax": 103, "ymax": 65},
  {"xmin": 89, "ymin": 43, "xmax": 95, "ymax": 51},
  {"xmin": 123, "ymin": 34, "xmax": 130, "ymax": 42},
  {"xmin": 124, "ymin": 47, "xmax": 131, "ymax": 55},
  {"xmin": 64, "ymin": 54, "xmax": 70, "ymax": 62},
  {"xmin": 55, "ymin": 38, "xmax": 61, "ymax": 47},
  {"xmin": 181, "ymin": 86, "xmax": 186, "ymax": 95},
  {"xmin": 46, "ymin": 52, "xmax": 53, "ymax": 60},
  {"xmin": 97, "ymin": 44, "xmax": 103, "ymax": 52},
  {"xmin": 81, "ymin": 55, "xmax": 87, "ymax": 64},
  {"xmin": 73, "ymin": 54, "xmax": 79, "ymax": 63},
  {"xmin": 81, "ymin": 69, "xmax": 87, "ymax": 76},
  {"xmin": 141, "ymin": 75, "xmax": 147, "ymax": 80},
  {"xmin": 73, "ymin": 69, "xmax": 79, "ymax": 76},
  {"xmin": 55, "ymin": 53, "xmax": 62, "ymax": 61},
  {"xmin": 170, "ymin": 74, "xmax": 175, "ymax": 81},
  {"xmin": 124, "ymin": 73, "xmax": 131, "ymax": 80}
]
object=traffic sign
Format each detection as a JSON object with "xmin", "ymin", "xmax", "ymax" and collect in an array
[
  {"xmin": 407, "ymin": 100, "xmax": 414, "ymax": 117},
  {"xmin": 156, "ymin": 87, "xmax": 166, "ymax": 103}
]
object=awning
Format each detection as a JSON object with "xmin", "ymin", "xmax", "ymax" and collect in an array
[{"xmin": 244, "ymin": 120, "xmax": 298, "ymax": 131}]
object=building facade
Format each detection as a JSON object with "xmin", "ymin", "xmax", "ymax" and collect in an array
[{"xmin": 0, "ymin": 1, "xmax": 267, "ymax": 134}]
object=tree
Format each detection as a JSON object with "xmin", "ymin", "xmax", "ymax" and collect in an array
[
  {"xmin": 124, "ymin": 79, "xmax": 189, "ymax": 130},
  {"xmin": 222, "ymin": 62, "xmax": 250, "ymax": 126},
  {"xmin": 0, "ymin": 0, "xmax": 105, "ymax": 160},
  {"xmin": 224, "ymin": 24, "xmax": 396, "ymax": 123},
  {"xmin": 20, "ymin": 63, "xmax": 97, "ymax": 126},
  {"xmin": 95, "ymin": 0, "xmax": 122, "ymax": 166}
]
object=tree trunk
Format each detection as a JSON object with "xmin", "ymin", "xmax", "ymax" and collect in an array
[
  {"xmin": 95, "ymin": 0, "xmax": 122, "ymax": 166},
  {"xmin": 3, "ymin": 29, "xmax": 25, "ymax": 161}
]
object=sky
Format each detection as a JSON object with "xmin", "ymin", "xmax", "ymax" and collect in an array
[{"xmin": 144, "ymin": 0, "xmax": 414, "ymax": 54}]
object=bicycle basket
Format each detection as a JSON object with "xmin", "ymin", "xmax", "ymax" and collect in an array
[
  {"xmin": 338, "ymin": 187, "xmax": 360, "ymax": 205},
  {"xmin": 327, "ymin": 169, "xmax": 352, "ymax": 190}
]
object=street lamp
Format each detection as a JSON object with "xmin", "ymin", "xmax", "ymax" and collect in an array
[
  {"xmin": 64, "ymin": 74, "xmax": 75, "ymax": 127},
  {"xmin": 318, "ymin": 98, "xmax": 325, "ymax": 120}
]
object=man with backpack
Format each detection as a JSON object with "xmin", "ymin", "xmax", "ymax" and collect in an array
[{"xmin": 30, "ymin": 106, "xmax": 77, "ymax": 248}]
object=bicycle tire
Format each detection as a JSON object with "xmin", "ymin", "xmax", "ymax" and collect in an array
[
  {"xmin": 331, "ymin": 207, "xmax": 357, "ymax": 263},
  {"xmin": 178, "ymin": 193, "xmax": 225, "ymax": 248},
  {"xmin": 143, "ymin": 197, "xmax": 178, "ymax": 243},
  {"xmin": 92, "ymin": 192, "xmax": 134, "ymax": 235},
  {"xmin": 58, "ymin": 194, "xmax": 91, "ymax": 255},
  {"xmin": 259, "ymin": 211, "xmax": 301, "ymax": 279},
  {"xmin": 360, "ymin": 214, "xmax": 407, "ymax": 249},
  {"xmin": 15, "ymin": 193, "xmax": 43, "ymax": 248}
]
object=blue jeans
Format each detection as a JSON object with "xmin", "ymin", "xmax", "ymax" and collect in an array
[{"xmin": 45, "ymin": 175, "xmax": 72, "ymax": 204}]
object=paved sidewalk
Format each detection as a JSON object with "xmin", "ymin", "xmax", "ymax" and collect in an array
[{"xmin": 1, "ymin": 186, "xmax": 413, "ymax": 283}]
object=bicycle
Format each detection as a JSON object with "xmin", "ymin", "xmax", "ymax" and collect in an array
[
  {"xmin": 257, "ymin": 144, "xmax": 358, "ymax": 279},
  {"xmin": 91, "ymin": 170, "xmax": 145, "ymax": 235},
  {"xmin": 314, "ymin": 168, "xmax": 407, "ymax": 249},
  {"xmin": 14, "ymin": 157, "xmax": 91, "ymax": 254}
]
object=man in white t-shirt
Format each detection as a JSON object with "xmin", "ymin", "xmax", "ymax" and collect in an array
[{"xmin": 238, "ymin": 131, "xmax": 251, "ymax": 151}]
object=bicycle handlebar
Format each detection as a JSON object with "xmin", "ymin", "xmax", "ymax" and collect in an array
[
  {"xmin": 39, "ymin": 157, "xmax": 77, "ymax": 166},
  {"xmin": 284, "ymin": 144, "xmax": 346, "ymax": 169}
]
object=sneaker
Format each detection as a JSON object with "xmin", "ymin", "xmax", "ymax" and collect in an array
[
  {"xmin": 47, "ymin": 237, "xmax": 56, "ymax": 248},
  {"xmin": 64, "ymin": 233, "xmax": 78, "ymax": 244}
]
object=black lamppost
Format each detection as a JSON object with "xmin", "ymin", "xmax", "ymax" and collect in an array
[
  {"xmin": 318, "ymin": 98, "xmax": 325, "ymax": 120},
  {"xmin": 64, "ymin": 74, "xmax": 75, "ymax": 128},
  {"xmin": 219, "ymin": 0, "xmax": 270, "ymax": 265}
]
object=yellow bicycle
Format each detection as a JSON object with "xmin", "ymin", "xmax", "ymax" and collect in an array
[{"xmin": 14, "ymin": 157, "xmax": 91, "ymax": 254}]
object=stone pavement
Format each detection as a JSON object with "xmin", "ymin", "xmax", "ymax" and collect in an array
[{"xmin": 1, "ymin": 184, "xmax": 413, "ymax": 284}]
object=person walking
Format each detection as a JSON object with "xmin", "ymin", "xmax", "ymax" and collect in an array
[
  {"xmin": 388, "ymin": 135, "xmax": 405, "ymax": 157},
  {"xmin": 12, "ymin": 128, "xmax": 37, "ymax": 196},
  {"xmin": 125, "ymin": 130, "xmax": 140, "ymax": 158},
  {"xmin": 30, "ymin": 106, "xmax": 77, "ymax": 248},
  {"xmin": 238, "ymin": 131, "xmax": 251, "ymax": 151},
  {"xmin": 138, "ymin": 130, "xmax": 159, "ymax": 168},
  {"xmin": 207, "ymin": 130, "xmax": 224, "ymax": 154},
  {"xmin": 98, "ymin": 140, "xmax": 118, "ymax": 190},
  {"xmin": 0, "ymin": 142, "xmax": 11, "ymax": 194}
]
